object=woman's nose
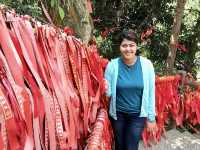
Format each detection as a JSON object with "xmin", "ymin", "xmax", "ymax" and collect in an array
[{"xmin": 126, "ymin": 46, "xmax": 132, "ymax": 52}]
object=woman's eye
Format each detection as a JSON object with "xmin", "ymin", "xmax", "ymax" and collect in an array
[
  {"xmin": 122, "ymin": 44, "xmax": 128, "ymax": 48},
  {"xmin": 121, "ymin": 44, "xmax": 135, "ymax": 48},
  {"xmin": 129, "ymin": 44, "xmax": 135, "ymax": 47}
]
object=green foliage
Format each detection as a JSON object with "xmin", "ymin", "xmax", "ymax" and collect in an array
[
  {"xmin": 1, "ymin": 0, "xmax": 200, "ymax": 77},
  {"xmin": 50, "ymin": 0, "xmax": 55, "ymax": 7},
  {"xmin": 93, "ymin": 0, "xmax": 175, "ymax": 71},
  {"xmin": 93, "ymin": 0, "xmax": 200, "ymax": 76},
  {"xmin": 174, "ymin": 0, "xmax": 200, "ymax": 76},
  {"xmin": 0, "ymin": 0, "xmax": 42, "ymax": 19},
  {"xmin": 0, "ymin": 0, "xmax": 66, "ymax": 23},
  {"xmin": 48, "ymin": 0, "xmax": 66, "ymax": 21},
  {"xmin": 58, "ymin": 6, "xmax": 65, "ymax": 20},
  {"xmin": 93, "ymin": 0, "xmax": 174, "ymax": 31}
]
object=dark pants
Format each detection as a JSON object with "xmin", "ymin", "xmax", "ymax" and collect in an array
[{"xmin": 110, "ymin": 111, "xmax": 146, "ymax": 150}]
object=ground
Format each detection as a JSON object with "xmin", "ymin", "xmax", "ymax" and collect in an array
[{"xmin": 139, "ymin": 129, "xmax": 200, "ymax": 150}]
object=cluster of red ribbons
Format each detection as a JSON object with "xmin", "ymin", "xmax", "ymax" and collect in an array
[
  {"xmin": 142, "ymin": 75, "xmax": 200, "ymax": 147},
  {"xmin": 85, "ymin": 109, "xmax": 113, "ymax": 150},
  {"xmin": 142, "ymin": 75, "xmax": 182, "ymax": 146},
  {"xmin": 0, "ymin": 9, "xmax": 112, "ymax": 150},
  {"xmin": 184, "ymin": 85, "xmax": 200, "ymax": 134}
]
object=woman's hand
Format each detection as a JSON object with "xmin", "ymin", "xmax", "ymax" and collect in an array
[{"xmin": 146, "ymin": 121, "xmax": 158, "ymax": 134}]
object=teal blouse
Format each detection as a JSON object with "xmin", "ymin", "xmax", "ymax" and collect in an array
[
  {"xmin": 116, "ymin": 57, "xmax": 143, "ymax": 113},
  {"xmin": 104, "ymin": 56, "xmax": 156, "ymax": 122}
]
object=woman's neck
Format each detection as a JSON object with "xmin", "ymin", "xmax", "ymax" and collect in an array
[{"xmin": 122, "ymin": 56, "xmax": 137, "ymax": 66}]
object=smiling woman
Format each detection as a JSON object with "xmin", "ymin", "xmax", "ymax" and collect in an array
[
  {"xmin": 104, "ymin": 29, "xmax": 157, "ymax": 150},
  {"xmin": 120, "ymin": 39, "xmax": 137, "ymax": 65}
]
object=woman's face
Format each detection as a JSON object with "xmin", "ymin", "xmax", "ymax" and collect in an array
[{"xmin": 120, "ymin": 38, "xmax": 137, "ymax": 61}]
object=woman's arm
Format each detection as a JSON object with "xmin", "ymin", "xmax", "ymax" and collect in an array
[
  {"xmin": 104, "ymin": 62, "xmax": 113, "ymax": 97},
  {"xmin": 147, "ymin": 61, "xmax": 156, "ymax": 122},
  {"xmin": 147, "ymin": 61, "xmax": 157, "ymax": 132}
]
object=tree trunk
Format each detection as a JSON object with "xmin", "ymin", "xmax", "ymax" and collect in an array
[
  {"xmin": 166, "ymin": 0, "xmax": 187, "ymax": 73},
  {"xmin": 43, "ymin": 0, "xmax": 93, "ymax": 44},
  {"xmin": 63, "ymin": 0, "xmax": 93, "ymax": 43}
]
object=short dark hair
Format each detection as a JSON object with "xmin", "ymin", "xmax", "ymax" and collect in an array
[{"xmin": 118, "ymin": 29, "xmax": 138, "ymax": 44}]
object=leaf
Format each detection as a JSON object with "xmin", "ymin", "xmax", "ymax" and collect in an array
[
  {"xmin": 51, "ymin": 0, "xmax": 55, "ymax": 7},
  {"xmin": 58, "ymin": 6, "xmax": 65, "ymax": 20}
]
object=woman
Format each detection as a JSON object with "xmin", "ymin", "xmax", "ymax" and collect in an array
[{"xmin": 104, "ymin": 29, "xmax": 157, "ymax": 150}]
